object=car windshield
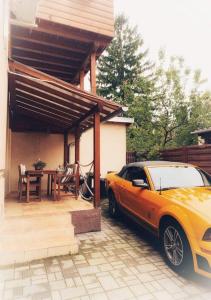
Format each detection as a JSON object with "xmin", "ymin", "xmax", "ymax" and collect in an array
[{"xmin": 148, "ymin": 166, "xmax": 211, "ymax": 191}]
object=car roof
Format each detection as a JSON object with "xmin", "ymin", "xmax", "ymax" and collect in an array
[{"xmin": 127, "ymin": 161, "xmax": 192, "ymax": 168}]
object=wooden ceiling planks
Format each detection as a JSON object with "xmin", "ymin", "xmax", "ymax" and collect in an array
[
  {"xmin": 9, "ymin": 60, "xmax": 122, "ymax": 134},
  {"xmin": 37, "ymin": 0, "xmax": 114, "ymax": 38},
  {"xmin": 10, "ymin": 5, "xmax": 112, "ymax": 84},
  {"xmin": 10, "ymin": 0, "xmax": 114, "ymax": 84}
]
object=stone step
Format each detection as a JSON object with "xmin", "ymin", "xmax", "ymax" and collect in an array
[
  {"xmin": 0, "ymin": 213, "xmax": 72, "ymax": 234},
  {"xmin": 0, "ymin": 212, "xmax": 78, "ymax": 266}
]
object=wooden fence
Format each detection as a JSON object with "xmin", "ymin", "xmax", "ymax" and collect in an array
[
  {"xmin": 161, "ymin": 144, "xmax": 211, "ymax": 174},
  {"xmin": 126, "ymin": 151, "xmax": 137, "ymax": 164}
]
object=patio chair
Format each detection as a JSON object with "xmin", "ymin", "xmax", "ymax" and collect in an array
[
  {"xmin": 51, "ymin": 163, "xmax": 79, "ymax": 199},
  {"xmin": 18, "ymin": 164, "xmax": 42, "ymax": 202}
]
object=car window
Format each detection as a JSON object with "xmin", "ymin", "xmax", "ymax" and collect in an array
[
  {"xmin": 125, "ymin": 167, "xmax": 148, "ymax": 183},
  {"xmin": 117, "ymin": 166, "xmax": 127, "ymax": 177},
  {"xmin": 121, "ymin": 168, "xmax": 129, "ymax": 180},
  {"xmin": 148, "ymin": 166, "xmax": 211, "ymax": 190}
]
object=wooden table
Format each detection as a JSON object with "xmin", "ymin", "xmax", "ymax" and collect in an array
[
  {"xmin": 44, "ymin": 169, "xmax": 60, "ymax": 201},
  {"xmin": 26, "ymin": 169, "xmax": 60, "ymax": 201}
]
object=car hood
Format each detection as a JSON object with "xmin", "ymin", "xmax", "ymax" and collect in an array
[{"xmin": 161, "ymin": 187, "xmax": 211, "ymax": 219}]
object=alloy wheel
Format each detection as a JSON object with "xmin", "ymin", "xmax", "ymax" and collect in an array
[{"xmin": 163, "ymin": 226, "xmax": 184, "ymax": 266}]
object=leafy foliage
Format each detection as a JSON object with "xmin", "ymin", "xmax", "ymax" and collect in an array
[
  {"xmin": 97, "ymin": 15, "xmax": 211, "ymax": 160},
  {"xmin": 153, "ymin": 50, "xmax": 211, "ymax": 149}
]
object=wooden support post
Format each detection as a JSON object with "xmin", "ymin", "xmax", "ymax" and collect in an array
[
  {"xmin": 79, "ymin": 70, "xmax": 85, "ymax": 90},
  {"xmin": 75, "ymin": 127, "xmax": 80, "ymax": 196},
  {"xmin": 64, "ymin": 132, "xmax": 69, "ymax": 166},
  {"xmin": 90, "ymin": 51, "xmax": 96, "ymax": 94},
  {"xmin": 94, "ymin": 111, "xmax": 100, "ymax": 208}
]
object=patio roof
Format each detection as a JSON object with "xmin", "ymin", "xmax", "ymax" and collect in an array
[
  {"xmin": 8, "ymin": 59, "xmax": 122, "ymax": 133},
  {"xmin": 10, "ymin": 20, "xmax": 111, "ymax": 84}
]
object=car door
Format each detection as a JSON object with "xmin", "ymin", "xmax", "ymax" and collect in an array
[{"xmin": 119, "ymin": 167, "xmax": 152, "ymax": 220}]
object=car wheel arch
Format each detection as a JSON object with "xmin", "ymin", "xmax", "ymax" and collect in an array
[{"xmin": 158, "ymin": 212, "xmax": 195, "ymax": 250}]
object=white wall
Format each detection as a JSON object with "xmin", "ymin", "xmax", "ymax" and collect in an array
[
  {"xmin": 0, "ymin": 0, "xmax": 9, "ymax": 218},
  {"xmin": 8, "ymin": 122, "xmax": 127, "ymax": 193},
  {"xmin": 70, "ymin": 122, "xmax": 127, "ymax": 178}
]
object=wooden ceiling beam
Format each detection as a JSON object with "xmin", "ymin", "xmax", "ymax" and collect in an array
[
  {"xmin": 10, "ymin": 60, "xmax": 122, "ymax": 111},
  {"xmin": 15, "ymin": 83, "xmax": 90, "ymax": 116},
  {"xmin": 12, "ymin": 42, "xmax": 84, "ymax": 61},
  {"xmin": 16, "ymin": 95, "xmax": 78, "ymax": 121},
  {"xmin": 15, "ymin": 75, "xmax": 95, "ymax": 110},
  {"xmin": 16, "ymin": 90, "xmax": 80, "ymax": 119},
  {"xmin": 72, "ymin": 43, "xmax": 99, "ymax": 82},
  {"xmin": 11, "ymin": 29, "xmax": 88, "ymax": 54},
  {"xmin": 11, "ymin": 114, "xmax": 65, "ymax": 133},
  {"xmin": 16, "ymin": 106, "xmax": 70, "ymax": 128},
  {"xmin": 70, "ymin": 104, "xmax": 98, "ymax": 130},
  {"xmin": 12, "ymin": 35, "xmax": 86, "ymax": 54},
  {"xmin": 13, "ymin": 56, "xmax": 79, "ymax": 70},
  {"xmin": 12, "ymin": 47, "xmax": 81, "ymax": 64},
  {"xmin": 16, "ymin": 102, "xmax": 71, "ymax": 126},
  {"xmin": 32, "ymin": 67, "xmax": 74, "ymax": 76},
  {"xmin": 16, "ymin": 101, "xmax": 72, "ymax": 124}
]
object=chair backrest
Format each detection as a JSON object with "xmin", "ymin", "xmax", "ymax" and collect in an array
[
  {"xmin": 61, "ymin": 163, "xmax": 78, "ymax": 184},
  {"xmin": 18, "ymin": 164, "xmax": 26, "ymax": 176},
  {"xmin": 18, "ymin": 164, "xmax": 27, "ymax": 183},
  {"xmin": 66, "ymin": 163, "xmax": 78, "ymax": 174}
]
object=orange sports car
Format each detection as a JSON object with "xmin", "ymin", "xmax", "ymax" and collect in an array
[{"xmin": 106, "ymin": 161, "xmax": 211, "ymax": 278}]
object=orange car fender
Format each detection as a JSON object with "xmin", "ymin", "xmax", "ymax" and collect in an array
[
  {"xmin": 158, "ymin": 204, "xmax": 198, "ymax": 250},
  {"xmin": 108, "ymin": 182, "xmax": 120, "ymax": 202}
]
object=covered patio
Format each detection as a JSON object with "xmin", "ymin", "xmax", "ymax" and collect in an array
[
  {"xmin": 8, "ymin": 59, "xmax": 122, "ymax": 207},
  {"xmin": 3, "ymin": 57, "xmax": 122, "ymax": 265}
]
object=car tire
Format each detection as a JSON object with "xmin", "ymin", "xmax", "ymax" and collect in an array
[
  {"xmin": 160, "ymin": 220, "xmax": 193, "ymax": 275},
  {"xmin": 108, "ymin": 190, "xmax": 119, "ymax": 218}
]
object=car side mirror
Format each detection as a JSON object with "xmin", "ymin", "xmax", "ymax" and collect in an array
[{"xmin": 132, "ymin": 179, "xmax": 149, "ymax": 189}]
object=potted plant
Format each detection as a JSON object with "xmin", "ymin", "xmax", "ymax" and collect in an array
[{"xmin": 33, "ymin": 159, "xmax": 47, "ymax": 170}]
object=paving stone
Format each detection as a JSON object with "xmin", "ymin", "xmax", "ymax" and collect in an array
[
  {"xmin": 78, "ymin": 266, "xmax": 99, "ymax": 276},
  {"xmin": 90, "ymin": 292, "xmax": 108, "ymax": 300},
  {"xmin": 98, "ymin": 275, "xmax": 119, "ymax": 291},
  {"xmin": 2, "ymin": 201, "xmax": 211, "ymax": 300},
  {"xmin": 130, "ymin": 283, "xmax": 149, "ymax": 296},
  {"xmin": 5, "ymin": 278, "xmax": 31, "ymax": 289},
  {"xmin": 107, "ymin": 286, "xmax": 134, "ymax": 300},
  {"xmin": 152, "ymin": 290, "xmax": 174, "ymax": 300},
  {"xmin": 51, "ymin": 290, "xmax": 62, "ymax": 300},
  {"xmin": 60, "ymin": 286, "xmax": 87, "ymax": 299},
  {"xmin": 49, "ymin": 280, "xmax": 66, "ymax": 290},
  {"xmin": 65, "ymin": 277, "xmax": 75, "ymax": 287}
]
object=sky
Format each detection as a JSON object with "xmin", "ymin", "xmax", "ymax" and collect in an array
[{"xmin": 114, "ymin": 0, "xmax": 211, "ymax": 90}]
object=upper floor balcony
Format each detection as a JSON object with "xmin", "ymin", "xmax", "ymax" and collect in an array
[{"xmin": 10, "ymin": 0, "xmax": 114, "ymax": 84}]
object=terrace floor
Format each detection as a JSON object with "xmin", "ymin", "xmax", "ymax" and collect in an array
[
  {"xmin": 1, "ymin": 200, "xmax": 211, "ymax": 300},
  {"xmin": 4, "ymin": 192, "xmax": 93, "ymax": 217}
]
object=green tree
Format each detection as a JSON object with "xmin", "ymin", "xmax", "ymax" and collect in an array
[
  {"xmin": 153, "ymin": 50, "xmax": 211, "ymax": 149},
  {"xmin": 97, "ymin": 14, "xmax": 153, "ymax": 106}
]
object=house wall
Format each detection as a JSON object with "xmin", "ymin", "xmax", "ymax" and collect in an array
[
  {"xmin": 9, "ymin": 133, "xmax": 64, "ymax": 192},
  {"xmin": 0, "ymin": 0, "xmax": 9, "ymax": 217},
  {"xmin": 8, "ymin": 122, "xmax": 126, "ymax": 193},
  {"xmin": 37, "ymin": 0, "xmax": 114, "ymax": 38},
  {"xmin": 70, "ymin": 122, "xmax": 126, "ymax": 178}
]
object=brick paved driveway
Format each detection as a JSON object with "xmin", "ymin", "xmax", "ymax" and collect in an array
[{"xmin": 1, "ymin": 200, "xmax": 211, "ymax": 300}]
